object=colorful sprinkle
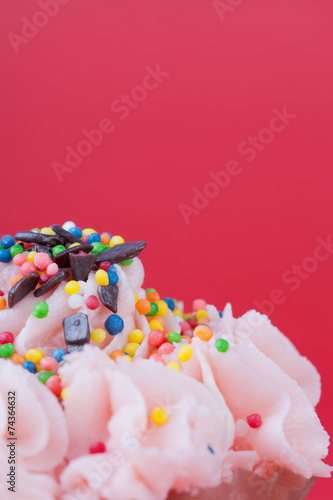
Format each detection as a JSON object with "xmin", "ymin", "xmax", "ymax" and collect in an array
[
  {"xmin": 91, "ymin": 328, "xmax": 106, "ymax": 343},
  {"xmin": 32, "ymin": 301, "xmax": 49, "ymax": 318},
  {"xmin": 0, "ymin": 343, "xmax": 15, "ymax": 358},
  {"xmin": 105, "ymin": 314, "xmax": 124, "ymax": 335},
  {"xmin": 215, "ymin": 339, "xmax": 229, "ymax": 352},
  {"xmin": 193, "ymin": 325, "xmax": 213, "ymax": 342},
  {"xmin": 177, "ymin": 345, "xmax": 192, "ymax": 362},
  {"xmin": 151, "ymin": 407, "xmax": 168, "ymax": 425}
]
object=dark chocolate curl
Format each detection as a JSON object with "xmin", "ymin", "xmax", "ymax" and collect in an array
[
  {"xmin": 54, "ymin": 244, "xmax": 94, "ymax": 268},
  {"xmin": 63, "ymin": 313, "xmax": 90, "ymax": 351},
  {"xmin": 97, "ymin": 284, "xmax": 118, "ymax": 313},
  {"xmin": 95, "ymin": 241, "xmax": 147, "ymax": 265},
  {"xmin": 8, "ymin": 272, "xmax": 40, "ymax": 308},
  {"xmin": 69, "ymin": 253, "xmax": 96, "ymax": 282},
  {"xmin": 30, "ymin": 243, "xmax": 53, "ymax": 259},
  {"xmin": 50, "ymin": 224, "xmax": 83, "ymax": 244},
  {"xmin": 14, "ymin": 231, "xmax": 64, "ymax": 247},
  {"xmin": 34, "ymin": 271, "xmax": 69, "ymax": 297}
]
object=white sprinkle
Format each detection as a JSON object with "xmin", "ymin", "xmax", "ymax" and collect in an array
[
  {"xmin": 62, "ymin": 221, "xmax": 75, "ymax": 231},
  {"xmin": 77, "ymin": 281, "xmax": 87, "ymax": 295},
  {"xmin": 68, "ymin": 294, "xmax": 84, "ymax": 309}
]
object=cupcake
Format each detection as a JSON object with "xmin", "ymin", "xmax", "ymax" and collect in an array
[{"xmin": 0, "ymin": 222, "xmax": 331, "ymax": 500}]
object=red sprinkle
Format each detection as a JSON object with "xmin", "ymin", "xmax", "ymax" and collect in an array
[
  {"xmin": 45, "ymin": 375, "xmax": 62, "ymax": 397},
  {"xmin": 0, "ymin": 290, "xmax": 4, "ymax": 297},
  {"xmin": 0, "ymin": 332, "xmax": 14, "ymax": 345},
  {"xmin": 78, "ymin": 251, "xmax": 87, "ymax": 255},
  {"xmin": 99, "ymin": 261, "xmax": 111, "ymax": 271},
  {"xmin": 86, "ymin": 295, "xmax": 99, "ymax": 310},
  {"xmin": 186, "ymin": 317, "xmax": 197, "ymax": 329},
  {"xmin": 148, "ymin": 330, "xmax": 166, "ymax": 348},
  {"xmin": 247, "ymin": 414, "xmax": 262, "ymax": 428},
  {"xmin": 89, "ymin": 442, "xmax": 106, "ymax": 454},
  {"xmin": 39, "ymin": 274, "xmax": 49, "ymax": 285},
  {"xmin": 158, "ymin": 343, "xmax": 175, "ymax": 355}
]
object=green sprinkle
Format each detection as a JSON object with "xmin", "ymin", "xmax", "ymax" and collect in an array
[
  {"xmin": 31, "ymin": 228, "xmax": 40, "ymax": 232},
  {"xmin": 52, "ymin": 245, "xmax": 66, "ymax": 257},
  {"xmin": 215, "ymin": 339, "xmax": 229, "ymax": 352},
  {"xmin": 90, "ymin": 242, "xmax": 106, "ymax": 254},
  {"xmin": 33, "ymin": 301, "xmax": 49, "ymax": 318},
  {"xmin": 146, "ymin": 302, "xmax": 159, "ymax": 316},
  {"xmin": 120, "ymin": 258, "xmax": 133, "ymax": 266},
  {"xmin": 38, "ymin": 371, "xmax": 53, "ymax": 384},
  {"xmin": 146, "ymin": 288, "xmax": 155, "ymax": 294},
  {"xmin": 167, "ymin": 331, "xmax": 182, "ymax": 343},
  {"xmin": 10, "ymin": 244, "xmax": 24, "ymax": 258},
  {"xmin": 0, "ymin": 343, "xmax": 15, "ymax": 358}
]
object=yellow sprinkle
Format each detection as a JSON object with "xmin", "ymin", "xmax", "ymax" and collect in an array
[
  {"xmin": 151, "ymin": 407, "xmax": 168, "ymax": 425},
  {"xmin": 128, "ymin": 329, "xmax": 144, "ymax": 344},
  {"xmin": 65, "ymin": 280, "xmax": 80, "ymax": 295},
  {"xmin": 82, "ymin": 228, "xmax": 97, "ymax": 237},
  {"xmin": 166, "ymin": 361, "xmax": 180, "ymax": 371},
  {"xmin": 110, "ymin": 235, "xmax": 125, "ymax": 247},
  {"xmin": 177, "ymin": 345, "xmax": 192, "ymax": 362},
  {"xmin": 68, "ymin": 242, "xmax": 80, "ymax": 248},
  {"xmin": 25, "ymin": 349, "xmax": 43, "ymax": 364},
  {"xmin": 95, "ymin": 269, "xmax": 109, "ymax": 286},
  {"xmin": 40, "ymin": 227, "xmax": 55, "ymax": 235},
  {"xmin": 134, "ymin": 293, "xmax": 139, "ymax": 303},
  {"xmin": 196, "ymin": 309, "xmax": 207, "ymax": 320},
  {"xmin": 27, "ymin": 251, "xmax": 37, "ymax": 262},
  {"xmin": 149, "ymin": 320, "xmax": 163, "ymax": 331},
  {"xmin": 61, "ymin": 387, "xmax": 69, "ymax": 400},
  {"xmin": 173, "ymin": 309, "xmax": 184, "ymax": 318},
  {"xmin": 123, "ymin": 342, "xmax": 140, "ymax": 357},
  {"xmin": 123, "ymin": 355, "xmax": 132, "ymax": 363},
  {"xmin": 156, "ymin": 300, "xmax": 168, "ymax": 316},
  {"xmin": 91, "ymin": 328, "xmax": 106, "ymax": 343}
]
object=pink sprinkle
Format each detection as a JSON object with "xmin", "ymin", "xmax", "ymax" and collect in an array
[
  {"xmin": 13, "ymin": 253, "xmax": 27, "ymax": 266},
  {"xmin": 78, "ymin": 251, "xmax": 87, "ymax": 255},
  {"xmin": 158, "ymin": 343, "xmax": 174, "ymax": 355},
  {"xmin": 34, "ymin": 252, "xmax": 51, "ymax": 271},
  {"xmin": 40, "ymin": 356, "xmax": 58, "ymax": 371},
  {"xmin": 47, "ymin": 262, "xmax": 59, "ymax": 277},
  {"xmin": 149, "ymin": 354, "xmax": 165, "ymax": 364},
  {"xmin": 186, "ymin": 317, "xmax": 197, "ymax": 329},
  {"xmin": 82, "ymin": 235, "xmax": 89, "ymax": 244},
  {"xmin": 86, "ymin": 295, "xmax": 99, "ymax": 310},
  {"xmin": 99, "ymin": 261, "xmax": 111, "ymax": 271},
  {"xmin": 45, "ymin": 375, "xmax": 62, "ymax": 398},
  {"xmin": 0, "ymin": 332, "xmax": 14, "ymax": 345},
  {"xmin": 20, "ymin": 261, "xmax": 37, "ymax": 276},
  {"xmin": 148, "ymin": 330, "xmax": 166, "ymax": 348},
  {"xmin": 192, "ymin": 299, "xmax": 207, "ymax": 311},
  {"xmin": 179, "ymin": 321, "xmax": 191, "ymax": 333},
  {"xmin": 247, "ymin": 414, "xmax": 262, "ymax": 428},
  {"xmin": 89, "ymin": 442, "xmax": 106, "ymax": 454},
  {"xmin": 39, "ymin": 274, "xmax": 49, "ymax": 285}
]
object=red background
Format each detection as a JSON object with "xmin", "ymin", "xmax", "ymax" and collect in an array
[{"xmin": 1, "ymin": 0, "xmax": 332, "ymax": 497}]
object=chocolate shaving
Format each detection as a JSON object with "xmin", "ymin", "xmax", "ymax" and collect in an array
[
  {"xmin": 63, "ymin": 313, "xmax": 90, "ymax": 350},
  {"xmin": 95, "ymin": 241, "xmax": 147, "ymax": 265},
  {"xmin": 30, "ymin": 243, "xmax": 53, "ymax": 260},
  {"xmin": 34, "ymin": 270, "xmax": 69, "ymax": 297},
  {"xmin": 50, "ymin": 224, "xmax": 83, "ymax": 244},
  {"xmin": 14, "ymin": 231, "xmax": 64, "ymax": 247},
  {"xmin": 8, "ymin": 272, "xmax": 40, "ymax": 308},
  {"xmin": 54, "ymin": 244, "xmax": 94, "ymax": 268},
  {"xmin": 97, "ymin": 284, "xmax": 118, "ymax": 313},
  {"xmin": 69, "ymin": 253, "xmax": 96, "ymax": 282}
]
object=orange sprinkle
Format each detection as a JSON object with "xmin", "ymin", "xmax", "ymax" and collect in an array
[
  {"xmin": 150, "ymin": 348, "xmax": 159, "ymax": 355},
  {"xmin": 164, "ymin": 329, "xmax": 173, "ymax": 336},
  {"xmin": 0, "ymin": 297, "xmax": 6, "ymax": 311},
  {"xmin": 148, "ymin": 315, "xmax": 165, "ymax": 327},
  {"xmin": 10, "ymin": 353, "xmax": 25, "ymax": 365},
  {"xmin": 10, "ymin": 275, "xmax": 22, "ymax": 288},
  {"xmin": 100, "ymin": 232, "xmax": 111, "ymax": 245},
  {"xmin": 182, "ymin": 335, "xmax": 192, "ymax": 343},
  {"xmin": 197, "ymin": 316, "xmax": 210, "ymax": 325},
  {"xmin": 110, "ymin": 350, "xmax": 126, "ymax": 360},
  {"xmin": 135, "ymin": 299, "xmax": 151, "ymax": 315},
  {"xmin": 193, "ymin": 325, "xmax": 213, "ymax": 342},
  {"xmin": 146, "ymin": 291, "xmax": 160, "ymax": 302}
]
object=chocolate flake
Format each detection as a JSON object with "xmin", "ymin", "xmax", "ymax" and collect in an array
[
  {"xmin": 97, "ymin": 284, "xmax": 119, "ymax": 313},
  {"xmin": 54, "ymin": 244, "xmax": 94, "ymax": 268},
  {"xmin": 50, "ymin": 224, "xmax": 83, "ymax": 245},
  {"xmin": 34, "ymin": 270, "xmax": 69, "ymax": 297},
  {"xmin": 8, "ymin": 272, "xmax": 40, "ymax": 308},
  {"xmin": 95, "ymin": 241, "xmax": 147, "ymax": 265},
  {"xmin": 14, "ymin": 231, "xmax": 65, "ymax": 247},
  {"xmin": 69, "ymin": 253, "xmax": 96, "ymax": 282},
  {"xmin": 63, "ymin": 313, "xmax": 90, "ymax": 350},
  {"xmin": 31, "ymin": 243, "xmax": 53, "ymax": 260}
]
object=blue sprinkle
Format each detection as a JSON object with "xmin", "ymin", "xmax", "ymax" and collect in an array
[
  {"xmin": 105, "ymin": 314, "xmax": 124, "ymax": 335},
  {"xmin": 218, "ymin": 311, "xmax": 223, "ymax": 318},
  {"xmin": 22, "ymin": 361, "xmax": 37, "ymax": 374},
  {"xmin": 207, "ymin": 445, "xmax": 214, "ymax": 454},
  {"xmin": 68, "ymin": 227, "xmax": 83, "ymax": 238},
  {"xmin": 0, "ymin": 249, "xmax": 12, "ymax": 263},
  {"xmin": 107, "ymin": 270, "xmax": 119, "ymax": 285},
  {"xmin": 51, "ymin": 348, "xmax": 66, "ymax": 362},
  {"xmin": 163, "ymin": 297, "xmax": 175, "ymax": 311},
  {"xmin": 87, "ymin": 233, "xmax": 101, "ymax": 245},
  {"xmin": 0, "ymin": 235, "xmax": 16, "ymax": 249},
  {"xmin": 124, "ymin": 352, "xmax": 131, "ymax": 357}
]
